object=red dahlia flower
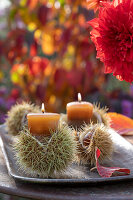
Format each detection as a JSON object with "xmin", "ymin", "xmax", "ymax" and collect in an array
[
  {"xmin": 89, "ymin": 0, "xmax": 133, "ymax": 83},
  {"xmin": 87, "ymin": 0, "xmax": 109, "ymax": 12}
]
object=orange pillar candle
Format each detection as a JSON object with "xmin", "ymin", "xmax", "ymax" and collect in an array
[
  {"xmin": 27, "ymin": 103, "xmax": 60, "ymax": 136},
  {"xmin": 67, "ymin": 93, "xmax": 93, "ymax": 127}
]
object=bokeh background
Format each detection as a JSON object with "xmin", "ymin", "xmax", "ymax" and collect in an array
[
  {"xmin": 0, "ymin": 0, "xmax": 133, "ymax": 125},
  {"xmin": 0, "ymin": 0, "xmax": 133, "ymax": 199}
]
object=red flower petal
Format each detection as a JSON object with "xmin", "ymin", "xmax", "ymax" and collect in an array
[
  {"xmin": 88, "ymin": 0, "xmax": 133, "ymax": 83},
  {"xmin": 88, "ymin": 18, "xmax": 99, "ymax": 28},
  {"xmin": 95, "ymin": 147, "xmax": 130, "ymax": 177},
  {"xmin": 113, "ymin": 0, "xmax": 123, "ymax": 7}
]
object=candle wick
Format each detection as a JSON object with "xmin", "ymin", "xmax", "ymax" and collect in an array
[{"xmin": 42, "ymin": 103, "xmax": 45, "ymax": 113}]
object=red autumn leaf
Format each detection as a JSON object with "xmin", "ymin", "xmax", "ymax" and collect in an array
[
  {"xmin": 118, "ymin": 128, "xmax": 133, "ymax": 136},
  {"xmin": 95, "ymin": 147, "xmax": 130, "ymax": 178},
  {"xmin": 27, "ymin": 0, "xmax": 39, "ymax": 10},
  {"xmin": 30, "ymin": 41, "xmax": 38, "ymax": 57},
  {"xmin": 107, "ymin": 113, "xmax": 133, "ymax": 135}
]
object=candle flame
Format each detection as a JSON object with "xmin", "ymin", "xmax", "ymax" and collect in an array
[
  {"xmin": 78, "ymin": 93, "xmax": 82, "ymax": 102},
  {"xmin": 42, "ymin": 103, "xmax": 45, "ymax": 113}
]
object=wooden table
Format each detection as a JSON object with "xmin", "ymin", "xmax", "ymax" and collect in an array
[{"xmin": 0, "ymin": 134, "xmax": 133, "ymax": 200}]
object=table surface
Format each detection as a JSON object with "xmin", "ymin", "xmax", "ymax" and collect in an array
[{"xmin": 0, "ymin": 130, "xmax": 133, "ymax": 200}]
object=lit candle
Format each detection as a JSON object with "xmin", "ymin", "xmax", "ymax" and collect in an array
[
  {"xmin": 27, "ymin": 103, "xmax": 60, "ymax": 136},
  {"xmin": 66, "ymin": 93, "xmax": 93, "ymax": 127}
]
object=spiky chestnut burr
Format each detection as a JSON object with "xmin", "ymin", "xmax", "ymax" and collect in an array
[
  {"xmin": 92, "ymin": 103, "xmax": 111, "ymax": 127},
  {"xmin": 76, "ymin": 123, "xmax": 113, "ymax": 166},
  {"xmin": 13, "ymin": 125, "xmax": 77, "ymax": 177},
  {"xmin": 60, "ymin": 104, "xmax": 109, "ymax": 128},
  {"xmin": 6, "ymin": 102, "xmax": 40, "ymax": 136},
  {"xmin": 60, "ymin": 103, "xmax": 110, "ymax": 128}
]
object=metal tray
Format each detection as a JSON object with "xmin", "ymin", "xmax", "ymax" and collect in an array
[{"xmin": 0, "ymin": 124, "xmax": 133, "ymax": 184}]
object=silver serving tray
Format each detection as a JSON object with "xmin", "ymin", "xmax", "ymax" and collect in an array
[{"xmin": 0, "ymin": 124, "xmax": 133, "ymax": 184}]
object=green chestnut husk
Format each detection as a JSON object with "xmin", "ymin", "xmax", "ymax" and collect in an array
[
  {"xmin": 76, "ymin": 123, "xmax": 113, "ymax": 166},
  {"xmin": 13, "ymin": 125, "xmax": 77, "ymax": 178},
  {"xmin": 6, "ymin": 102, "xmax": 40, "ymax": 136}
]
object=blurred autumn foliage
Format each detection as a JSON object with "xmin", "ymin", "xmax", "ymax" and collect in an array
[{"xmin": 0, "ymin": 0, "xmax": 131, "ymax": 123}]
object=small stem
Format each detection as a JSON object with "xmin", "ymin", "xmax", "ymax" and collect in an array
[{"xmin": 90, "ymin": 167, "xmax": 97, "ymax": 172}]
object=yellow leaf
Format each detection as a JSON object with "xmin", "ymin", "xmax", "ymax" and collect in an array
[
  {"xmin": 28, "ymin": 22, "xmax": 37, "ymax": 31},
  {"xmin": 11, "ymin": 73, "xmax": 20, "ymax": 84},
  {"xmin": 63, "ymin": 58, "xmax": 73, "ymax": 71},
  {"xmin": 34, "ymin": 29, "xmax": 41, "ymax": 40},
  {"xmin": 68, "ymin": 45, "xmax": 75, "ymax": 55},
  {"xmin": 0, "ymin": 71, "xmax": 3, "ymax": 80},
  {"xmin": 42, "ymin": 32, "xmax": 55, "ymax": 55},
  {"xmin": 20, "ymin": 0, "xmax": 27, "ymax": 6},
  {"xmin": 49, "ymin": 95, "xmax": 56, "ymax": 105}
]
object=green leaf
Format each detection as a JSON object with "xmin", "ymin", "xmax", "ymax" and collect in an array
[{"xmin": 58, "ymin": 0, "xmax": 65, "ymax": 6}]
